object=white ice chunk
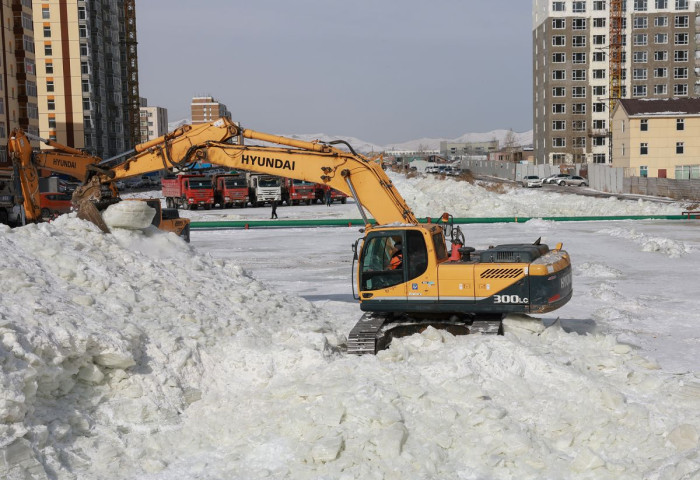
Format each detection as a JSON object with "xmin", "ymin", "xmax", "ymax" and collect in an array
[{"xmin": 102, "ymin": 200, "xmax": 155, "ymax": 230}]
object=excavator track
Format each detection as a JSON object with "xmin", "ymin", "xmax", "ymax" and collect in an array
[{"xmin": 347, "ymin": 312, "xmax": 504, "ymax": 355}]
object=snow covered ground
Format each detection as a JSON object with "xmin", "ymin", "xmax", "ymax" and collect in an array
[{"xmin": 1, "ymin": 173, "xmax": 699, "ymax": 479}]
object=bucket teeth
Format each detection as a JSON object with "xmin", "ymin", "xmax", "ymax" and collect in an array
[{"xmin": 77, "ymin": 201, "xmax": 111, "ymax": 233}]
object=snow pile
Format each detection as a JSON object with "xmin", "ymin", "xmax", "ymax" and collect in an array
[
  {"xmin": 1, "ymin": 215, "xmax": 699, "ymax": 479},
  {"xmin": 389, "ymin": 173, "xmax": 687, "ymax": 218},
  {"xmin": 598, "ymin": 226, "xmax": 693, "ymax": 258}
]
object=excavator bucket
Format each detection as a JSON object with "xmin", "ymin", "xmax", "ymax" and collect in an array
[{"xmin": 76, "ymin": 200, "xmax": 111, "ymax": 233}]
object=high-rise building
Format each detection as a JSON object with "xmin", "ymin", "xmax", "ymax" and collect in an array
[
  {"xmin": 191, "ymin": 96, "xmax": 231, "ymax": 124},
  {"xmin": 532, "ymin": 0, "xmax": 700, "ymax": 166},
  {"xmin": 0, "ymin": 0, "xmax": 40, "ymax": 165},
  {"xmin": 139, "ymin": 97, "xmax": 168, "ymax": 142},
  {"xmin": 33, "ymin": 0, "xmax": 139, "ymax": 159}
]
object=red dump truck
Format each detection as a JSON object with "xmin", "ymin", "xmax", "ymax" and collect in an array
[
  {"xmin": 315, "ymin": 183, "xmax": 348, "ymax": 204},
  {"xmin": 212, "ymin": 173, "xmax": 249, "ymax": 208},
  {"xmin": 162, "ymin": 174, "xmax": 215, "ymax": 210},
  {"xmin": 281, "ymin": 178, "xmax": 316, "ymax": 205}
]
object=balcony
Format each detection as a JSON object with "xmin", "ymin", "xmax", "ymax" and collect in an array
[{"xmin": 588, "ymin": 129, "xmax": 609, "ymax": 137}]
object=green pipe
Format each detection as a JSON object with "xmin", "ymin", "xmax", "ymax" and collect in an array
[{"xmin": 190, "ymin": 215, "xmax": 695, "ymax": 230}]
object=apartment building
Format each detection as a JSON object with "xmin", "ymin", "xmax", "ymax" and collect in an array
[
  {"xmin": 139, "ymin": 98, "xmax": 168, "ymax": 142},
  {"xmin": 0, "ymin": 0, "xmax": 39, "ymax": 165},
  {"xmin": 191, "ymin": 96, "xmax": 231, "ymax": 125},
  {"xmin": 33, "ymin": 0, "xmax": 137, "ymax": 159},
  {"xmin": 532, "ymin": 0, "xmax": 700, "ymax": 166},
  {"xmin": 612, "ymin": 97, "xmax": 700, "ymax": 178}
]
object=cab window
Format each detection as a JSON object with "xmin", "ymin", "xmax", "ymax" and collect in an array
[
  {"xmin": 432, "ymin": 232, "xmax": 448, "ymax": 260},
  {"xmin": 360, "ymin": 234, "xmax": 404, "ymax": 290}
]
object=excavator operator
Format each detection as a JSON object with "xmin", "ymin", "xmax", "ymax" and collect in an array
[{"xmin": 389, "ymin": 242, "xmax": 403, "ymax": 270}]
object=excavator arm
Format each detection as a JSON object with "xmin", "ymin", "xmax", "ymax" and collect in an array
[{"xmin": 78, "ymin": 118, "xmax": 417, "ymax": 226}]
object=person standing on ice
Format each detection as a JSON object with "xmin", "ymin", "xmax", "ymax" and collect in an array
[
  {"xmin": 325, "ymin": 188, "xmax": 332, "ymax": 207},
  {"xmin": 270, "ymin": 199, "xmax": 278, "ymax": 219}
]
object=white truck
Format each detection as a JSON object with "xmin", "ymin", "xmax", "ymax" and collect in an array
[
  {"xmin": 0, "ymin": 168, "xmax": 23, "ymax": 226},
  {"xmin": 246, "ymin": 173, "xmax": 281, "ymax": 207}
]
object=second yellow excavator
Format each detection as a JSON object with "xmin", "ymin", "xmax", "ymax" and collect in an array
[{"xmin": 45, "ymin": 118, "xmax": 575, "ymax": 354}]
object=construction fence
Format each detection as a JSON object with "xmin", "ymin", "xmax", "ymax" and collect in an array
[{"xmin": 458, "ymin": 159, "xmax": 700, "ymax": 202}]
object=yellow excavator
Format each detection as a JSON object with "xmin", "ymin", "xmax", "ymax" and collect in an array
[
  {"xmin": 30, "ymin": 118, "xmax": 574, "ymax": 354},
  {"xmin": 6, "ymin": 130, "xmax": 191, "ymax": 241}
]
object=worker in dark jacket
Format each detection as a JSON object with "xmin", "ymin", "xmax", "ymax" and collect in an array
[{"xmin": 271, "ymin": 200, "xmax": 278, "ymax": 219}]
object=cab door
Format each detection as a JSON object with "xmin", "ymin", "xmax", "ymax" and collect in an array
[{"xmin": 358, "ymin": 232, "xmax": 406, "ymax": 308}]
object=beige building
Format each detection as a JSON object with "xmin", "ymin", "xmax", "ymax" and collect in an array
[
  {"xmin": 533, "ymin": 0, "xmax": 700, "ymax": 166},
  {"xmin": 33, "ymin": 0, "xmax": 138, "ymax": 159},
  {"xmin": 612, "ymin": 97, "xmax": 700, "ymax": 178},
  {"xmin": 0, "ymin": 0, "xmax": 40, "ymax": 165},
  {"xmin": 139, "ymin": 98, "xmax": 168, "ymax": 142},
  {"xmin": 191, "ymin": 96, "xmax": 231, "ymax": 124}
]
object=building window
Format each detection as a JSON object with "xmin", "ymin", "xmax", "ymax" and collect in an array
[
  {"xmin": 593, "ymin": 119, "xmax": 606, "ymax": 129},
  {"xmin": 78, "ymin": 5, "xmax": 86, "ymax": 20},
  {"xmin": 675, "ymin": 33, "xmax": 688, "ymax": 45},
  {"xmin": 674, "ymin": 50, "xmax": 688, "ymax": 62},
  {"xmin": 553, "ymin": 87, "xmax": 566, "ymax": 97},
  {"xmin": 654, "ymin": 16, "xmax": 668, "ymax": 27},
  {"xmin": 553, "ymin": 18, "xmax": 565, "ymax": 29},
  {"xmin": 641, "ymin": 119, "xmax": 648, "ymax": 131},
  {"xmin": 593, "ymin": 153, "xmax": 606, "ymax": 163},
  {"xmin": 82, "ymin": 79, "xmax": 90, "ymax": 93},
  {"xmin": 674, "ymin": 67, "xmax": 688, "ymax": 79},
  {"xmin": 654, "ymin": 84, "xmax": 667, "ymax": 94},
  {"xmin": 592, "ymin": 85, "xmax": 606, "ymax": 96},
  {"xmin": 552, "ymin": 103, "xmax": 566, "ymax": 114},
  {"xmin": 43, "ymin": 26, "xmax": 51, "ymax": 38},
  {"xmin": 656, "ymin": 0, "xmax": 667, "ymax": 7},
  {"xmin": 654, "ymin": 51, "xmax": 668, "ymax": 62},
  {"xmin": 552, "ymin": 1, "xmax": 565, "ymax": 11},
  {"xmin": 573, "ymin": 1, "xmax": 586, "ymax": 12},
  {"xmin": 675, "ymin": 15, "xmax": 688, "ymax": 28},
  {"xmin": 553, "ymin": 120, "xmax": 566, "ymax": 130},
  {"xmin": 640, "ymin": 166, "xmax": 648, "ymax": 177},
  {"xmin": 573, "ymin": 120, "xmax": 586, "ymax": 131},
  {"xmin": 573, "ymin": 52, "xmax": 586, "ymax": 63},
  {"xmin": 42, "ymin": 7, "xmax": 49, "ymax": 19},
  {"xmin": 593, "ymin": 17, "xmax": 606, "ymax": 27},
  {"xmin": 633, "ymin": 17, "xmax": 647, "ymax": 29},
  {"xmin": 81, "ymin": 61, "xmax": 89, "ymax": 75},
  {"xmin": 633, "ymin": 34, "xmax": 647, "ymax": 46},
  {"xmin": 45, "ymin": 62, "xmax": 53, "ymax": 74},
  {"xmin": 593, "ymin": 69, "xmax": 606, "ymax": 79},
  {"xmin": 47, "ymin": 99, "xmax": 55, "ymax": 111},
  {"xmin": 654, "ymin": 33, "xmax": 667, "ymax": 44},
  {"xmin": 553, "ymin": 138, "xmax": 566, "ymax": 148},
  {"xmin": 572, "ymin": 86, "xmax": 586, "ymax": 98},
  {"xmin": 44, "ymin": 43, "xmax": 52, "ymax": 55},
  {"xmin": 593, "ymin": 0, "xmax": 606, "ymax": 9},
  {"xmin": 79, "ymin": 25, "xmax": 87, "ymax": 38},
  {"xmin": 553, "ymin": 52, "xmax": 566, "ymax": 63},
  {"xmin": 592, "ymin": 102, "xmax": 606, "ymax": 112},
  {"xmin": 572, "ymin": 35, "xmax": 586, "ymax": 47},
  {"xmin": 80, "ymin": 44, "xmax": 88, "ymax": 56},
  {"xmin": 46, "ymin": 80, "xmax": 54, "ymax": 92},
  {"xmin": 676, "ymin": 142, "xmax": 684, "ymax": 154},
  {"xmin": 573, "ymin": 103, "xmax": 586, "ymax": 114},
  {"xmin": 83, "ymin": 98, "xmax": 91, "ymax": 111},
  {"xmin": 677, "ymin": 119, "xmax": 685, "ymax": 130},
  {"xmin": 593, "ymin": 136, "xmax": 606, "ymax": 146},
  {"xmin": 640, "ymin": 143, "xmax": 648, "ymax": 155},
  {"xmin": 593, "ymin": 35, "xmax": 606, "ymax": 45},
  {"xmin": 654, "ymin": 67, "xmax": 668, "ymax": 78},
  {"xmin": 552, "ymin": 70, "xmax": 565, "ymax": 80},
  {"xmin": 676, "ymin": 0, "xmax": 688, "ymax": 10},
  {"xmin": 633, "ymin": 51, "xmax": 648, "ymax": 63},
  {"xmin": 552, "ymin": 35, "xmax": 566, "ymax": 46},
  {"xmin": 573, "ymin": 69, "xmax": 586, "ymax": 80},
  {"xmin": 633, "ymin": 85, "xmax": 648, "ymax": 96},
  {"xmin": 634, "ymin": 0, "xmax": 647, "ymax": 10},
  {"xmin": 633, "ymin": 68, "xmax": 648, "ymax": 80},
  {"xmin": 48, "ymin": 116, "xmax": 56, "ymax": 128},
  {"xmin": 552, "ymin": 154, "xmax": 566, "ymax": 164},
  {"xmin": 573, "ymin": 137, "xmax": 586, "ymax": 148},
  {"xmin": 572, "ymin": 18, "xmax": 586, "ymax": 29},
  {"xmin": 593, "ymin": 51, "xmax": 606, "ymax": 62},
  {"xmin": 674, "ymin": 84, "xmax": 688, "ymax": 95}
]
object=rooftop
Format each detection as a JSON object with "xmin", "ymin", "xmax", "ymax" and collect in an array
[{"xmin": 618, "ymin": 98, "xmax": 700, "ymax": 116}]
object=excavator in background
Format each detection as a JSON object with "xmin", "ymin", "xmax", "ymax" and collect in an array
[
  {"xmin": 67, "ymin": 117, "xmax": 573, "ymax": 354},
  {"xmin": 6, "ymin": 130, "xmax": 191, "ymax": 242}
]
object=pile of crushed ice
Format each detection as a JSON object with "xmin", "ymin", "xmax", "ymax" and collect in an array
[{"xmin": 1, "ymin": 213, "xmax": 698, "ymax": 479}]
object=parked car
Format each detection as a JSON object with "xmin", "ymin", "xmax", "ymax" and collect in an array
[
  {"xmin": 39, "ymin": 192, "xmax": 73, "ymax": 219},
  {"xmin": 543, "ymin": 173, "xmax": 572, "ymax": 184},
  {"xmin": 557, "ymin": 175, "xmax": 588, "ymax": 187},
  {"xmin": 425, "ymin": 165, "xmax": 439, "ymax": 174},
  {"xmin": 521, "ymin": 175, "xmax": 542, "ymax": 188}
]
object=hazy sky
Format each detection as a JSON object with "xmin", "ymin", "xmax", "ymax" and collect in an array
[{"xmin": 135, "ymin": 1, "xmax": 532, "ymax": 145}]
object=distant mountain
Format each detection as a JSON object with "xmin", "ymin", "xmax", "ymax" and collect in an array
[{"xmin": 167, "ymin": 119, "xmax": 533, "ymax": 154}]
